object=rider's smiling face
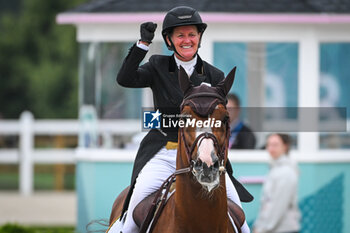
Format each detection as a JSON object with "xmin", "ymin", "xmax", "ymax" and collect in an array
[{"xmin": 167, "ymin": 25, "xmax": 201, "ymax": 62}]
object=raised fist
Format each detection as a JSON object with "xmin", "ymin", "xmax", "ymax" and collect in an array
[{"xmin": 140, "ymin": 22, "xmax": 157, "ymax": 44}]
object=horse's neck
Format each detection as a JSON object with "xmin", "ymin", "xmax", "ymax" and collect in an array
[
  {"xmin": 175, "ymin": 174, "xmax": 228, "ymax": 210},
  {"xmin": 174, "ymin": 158, "xmax": 229, "ymax": 231}
]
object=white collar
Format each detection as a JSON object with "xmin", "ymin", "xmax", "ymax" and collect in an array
[{"xmin": 174, "ymin": 55, "xmax": 197, "ymax": 77}]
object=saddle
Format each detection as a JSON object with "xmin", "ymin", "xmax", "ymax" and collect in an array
[{"xmin": 133, "ymin": 182, "xmax": 246, "ymax": 233}]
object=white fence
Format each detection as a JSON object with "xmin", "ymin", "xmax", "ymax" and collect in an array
[
  {"xmin": 0, "ymin": 111, "xmax": 140, "ymax": 196},
  {"xmin": 1, "ymin": 111, "xmax": 350, "ymax": 196}
]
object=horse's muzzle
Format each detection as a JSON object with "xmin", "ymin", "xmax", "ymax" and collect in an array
[{"xmin": 192, "ymin": 157, "xmax": 220, "ymax": 192}]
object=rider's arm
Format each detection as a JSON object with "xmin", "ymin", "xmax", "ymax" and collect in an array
[
  {"xmin": 116, "ymin": 43, "xmax": 154, "ymax": 88},
  {"xmin": 117, "ymin": 22, "xmax": 156, "ymax": 88}
]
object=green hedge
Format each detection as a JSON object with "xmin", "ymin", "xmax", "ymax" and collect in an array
[{"xmin": 0, "ymin": 224, "xmax": 75, "ymax": 233}]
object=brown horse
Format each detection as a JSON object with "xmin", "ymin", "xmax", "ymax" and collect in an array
[{"xmin": 107, "ymin": 66, "xmax": 245, "ymax": 233}]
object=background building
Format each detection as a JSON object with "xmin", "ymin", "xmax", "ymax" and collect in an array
[{"xmin": 57, "ymin": 1, "xmax": 350, "ymax": 232}]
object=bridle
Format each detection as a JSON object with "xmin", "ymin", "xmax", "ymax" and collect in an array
[
  {"xmin": 175, "ymin": 91, "xmax": 231, "ymax": 176},
  {"xmin": 178, "ymin": 115, "xmax": 230, "ymax": 176}
]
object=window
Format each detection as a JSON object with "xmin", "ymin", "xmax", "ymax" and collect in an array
[
  {"xmin": 320, "ymin": 43, "xmax": 350, "ymax": 149},
  {"xmin": 79, "ymin": 42, "xmax": 142, "ymax": 119},
  {"xmin": 214, "ymin": 42, "xmax": 298, "ymax": 148}
]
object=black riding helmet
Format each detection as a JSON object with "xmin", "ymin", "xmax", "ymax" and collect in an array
[{"xmin": 162, "ymin": 6, "xmax": 207, "ymax": 57}]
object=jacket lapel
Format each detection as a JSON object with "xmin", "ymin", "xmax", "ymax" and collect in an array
[
  {"xmin": 167, "ymin": 54, "xmax": 209, "ymax": 104},
  {"xmin": 168, "ymin": 54, "xmax": 204, "ymax": 75},
  {"xmin": 190, "ymin": 69, "xmax": 206, "ymax": 86},
  {"xmin": 168, "ymin": 55, "xmax": 176, "ymax": 73}
]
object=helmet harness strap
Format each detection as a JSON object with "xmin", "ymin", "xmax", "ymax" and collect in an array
[{"xmin": 167, "ymin": 35, "xmax": 186, "ymax": 60}]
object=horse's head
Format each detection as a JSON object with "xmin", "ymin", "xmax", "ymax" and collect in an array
[{"xmin": 178, "ymin": 66, "xmax": 236, "ymax": 192}]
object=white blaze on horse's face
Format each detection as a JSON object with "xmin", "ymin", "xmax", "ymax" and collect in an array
[
  {"xmin": 196, "ymin": 127, "xmax": 215, "ymax": 167},
  {"xmin": 194, "ymin": 118, "xmax": 220, "ymax": 192}
]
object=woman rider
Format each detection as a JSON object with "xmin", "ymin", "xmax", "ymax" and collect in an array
[{"xmin": 117, "ymin": 6, "xmax": 253, "ymax": 233}]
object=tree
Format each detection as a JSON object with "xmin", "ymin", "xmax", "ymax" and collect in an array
[{"xmin": 0, "ymin": 0, "xmax": 86, "ymax": 118}]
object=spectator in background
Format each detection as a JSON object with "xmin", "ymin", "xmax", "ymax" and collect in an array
[
  {"xmin": 227, "ymin": 93, "xmax": 256, "ymax": 149},
  {"xmin": 254, "ymin": 133, "xmax": 301, "ymax": 233}
]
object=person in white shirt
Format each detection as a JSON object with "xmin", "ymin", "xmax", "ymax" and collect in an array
[{"xmin": 254, "ymin": 133, "xmax": 301, "ymax": 233}]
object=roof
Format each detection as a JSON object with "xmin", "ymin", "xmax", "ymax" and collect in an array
[
  {"xmin": 68, "ymin": 0, "xmax": 350, "ymax": 13},
  {"xmin": 57, "ymin": 0, "xmax": 350, "ymax": 25}
]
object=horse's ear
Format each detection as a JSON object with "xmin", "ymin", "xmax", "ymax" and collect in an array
[
  {"xmin": 217, "ymin": 67, "xmax": 236, "ymax": 96},
  {"xmin": 178, "ymin": 65, "xmax": 192, "ymax": 94}
]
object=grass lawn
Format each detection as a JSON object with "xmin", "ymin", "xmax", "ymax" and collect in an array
[{"xmin": 0, "ymin": 165, "xmax": 75, "ymax": 191}]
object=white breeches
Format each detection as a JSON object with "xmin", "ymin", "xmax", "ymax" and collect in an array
[{"xmin": 121, "ymin": 146, "xmax": 250, "ymax": 233}]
